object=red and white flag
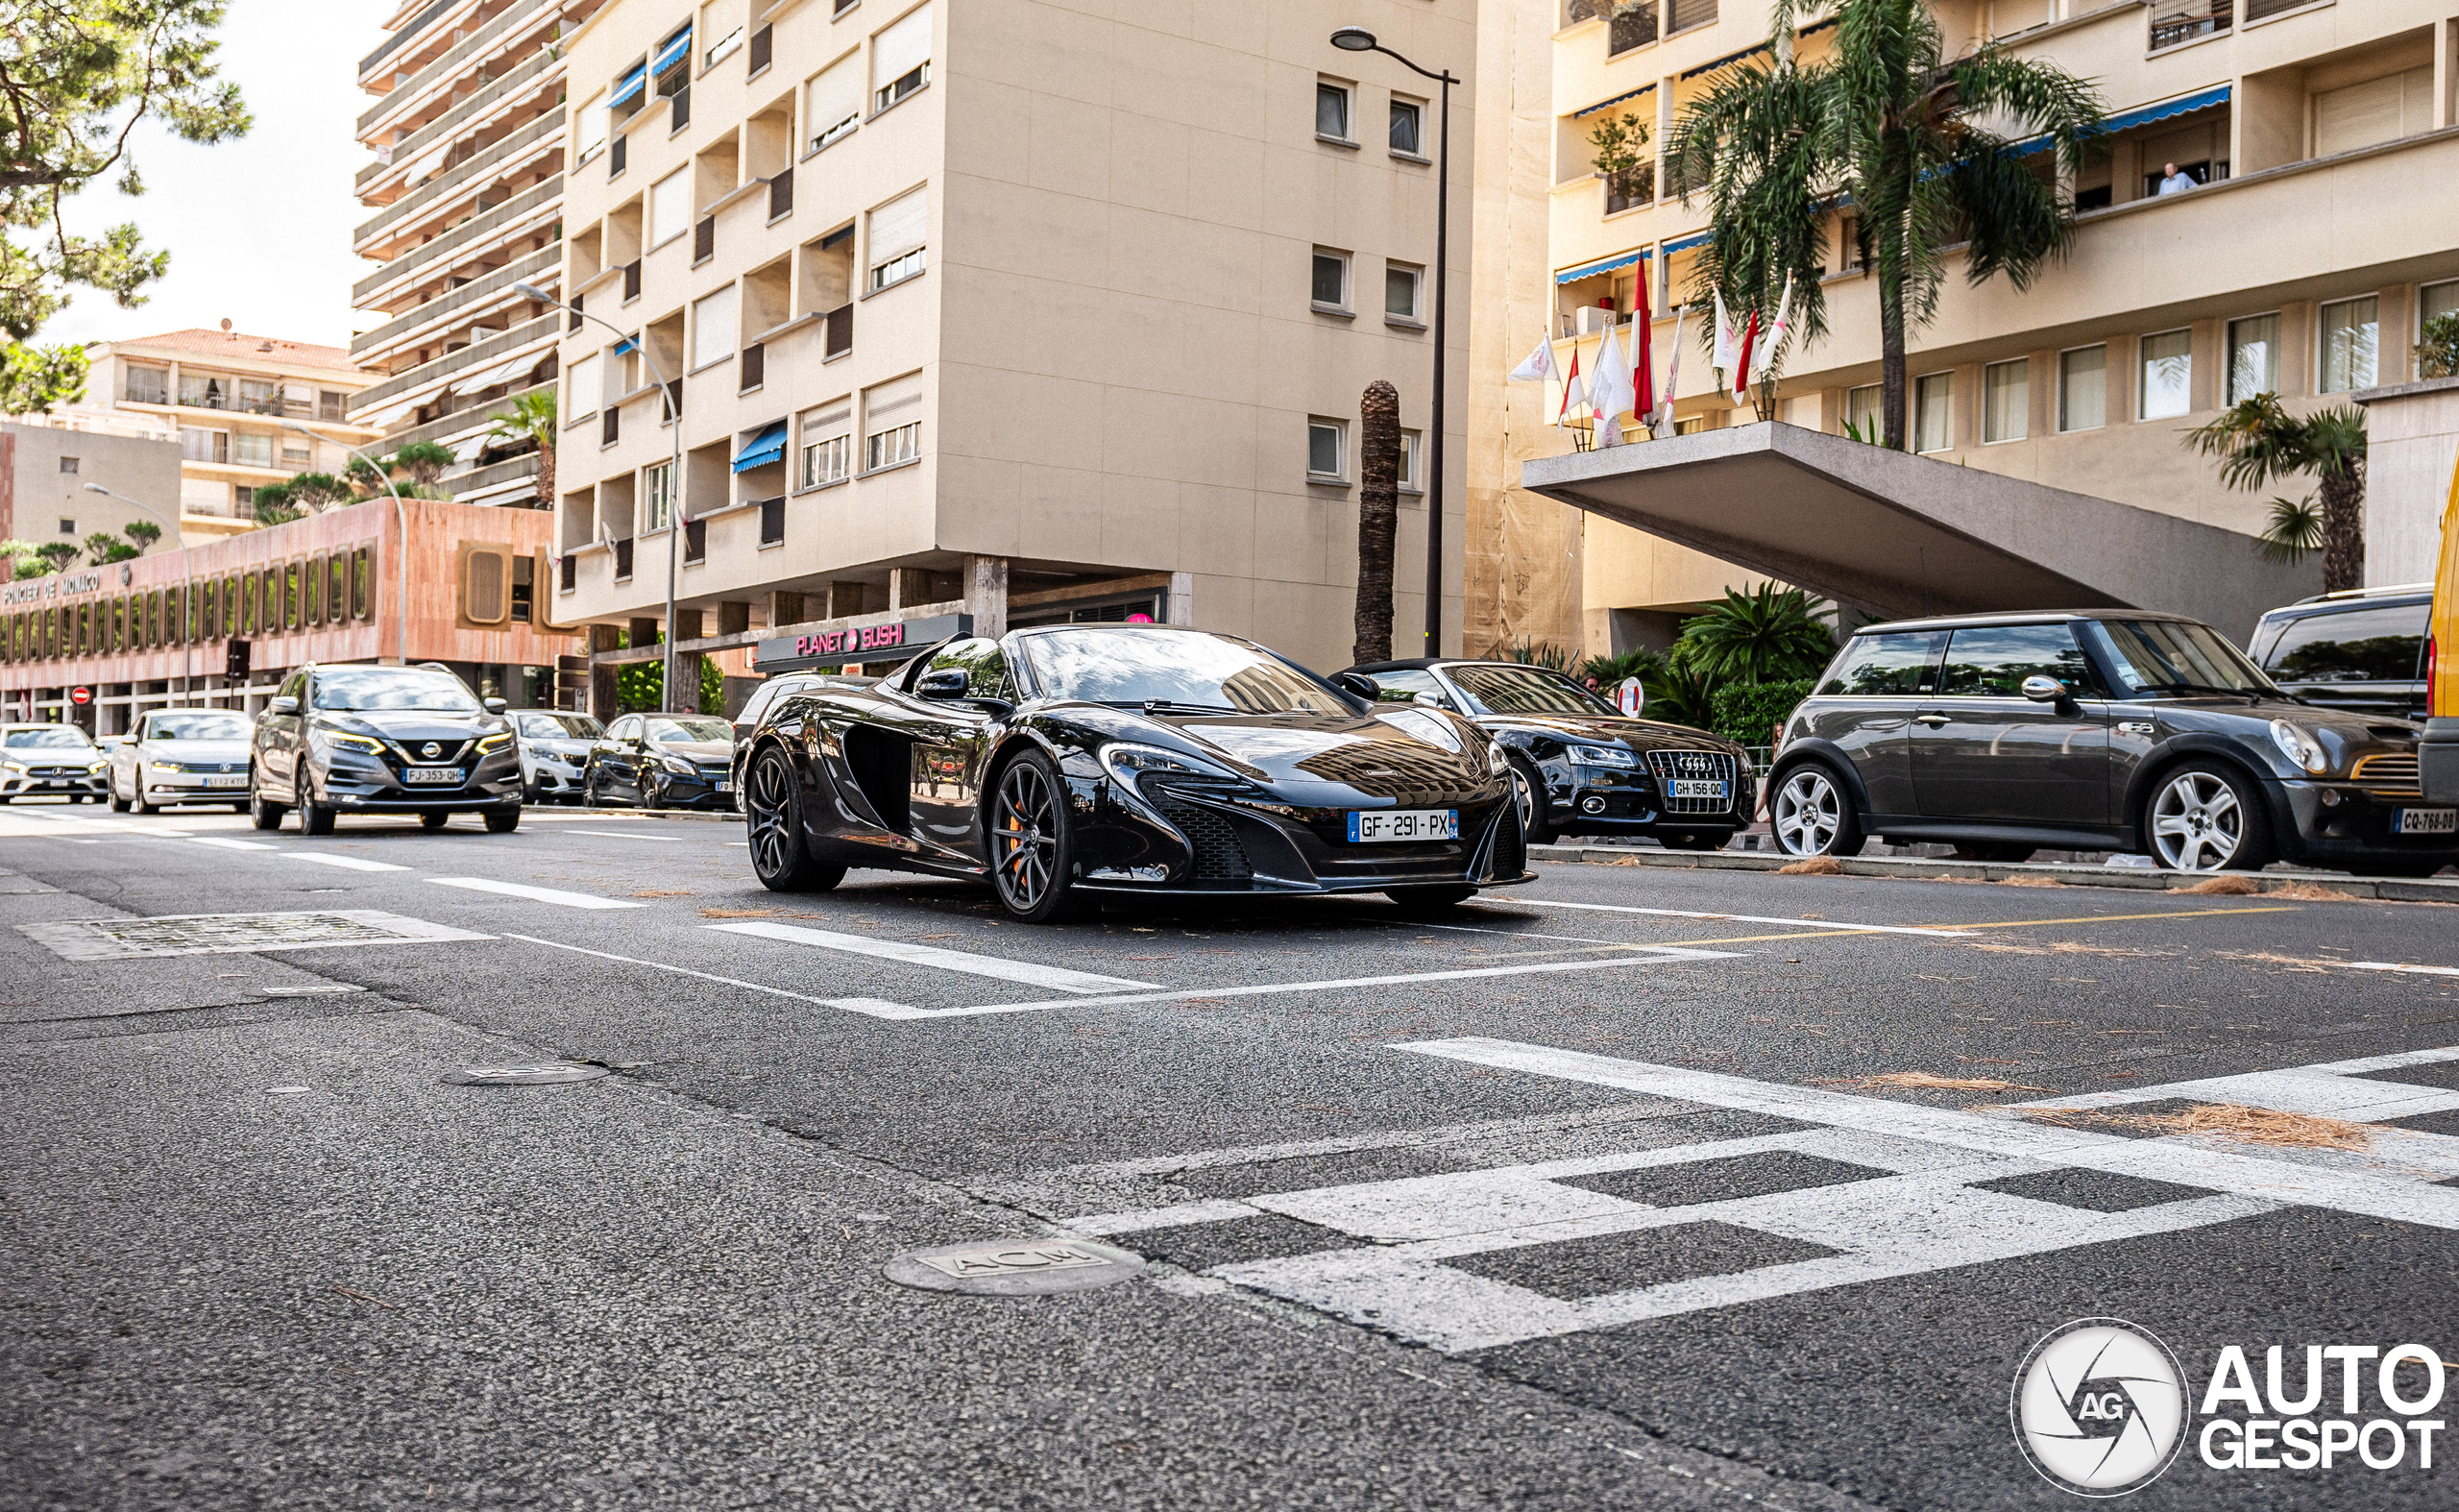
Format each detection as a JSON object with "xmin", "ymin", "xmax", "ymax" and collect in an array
[
  {"xmin": 1507, "ymin": 334, "xmax": 1557, "ymax": 383},
  {"xmin": 1753, "ymin": 273, "xmax": 1795, "ymax": 385},
  {"xmin": 1730, "ymin": 308, "xmax": 1760, "ymax": 405},
  {"xmin": 1556, "ymin": 347, "xmax": 1584, "ymax": 427},
  {"xmin": 1656, "ymin": 304, "xmax": 1686, "ymax": 436},
  {"xmin": 1630, "ymin": 274, "xmax": 1655, "ymax": 424}
]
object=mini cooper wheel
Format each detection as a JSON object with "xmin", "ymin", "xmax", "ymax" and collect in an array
[
  {"xmin": 1769, "ymin": 764, "xmax": 1865, "ymax": 859},
  {"xmin": 745, "ymin": 746, "xmax": 844, "ymax": 892},
  {"xmin": 2145, "ymin": 762, "xmax": 2276, "ymax": 872},
  {"xmin": 1505, "ymin": 757, "xmax": 1556, "ymax": 846},
  {"xmin": 988, "ymin": 751, "xmax": 1085, "ymax": 923}
]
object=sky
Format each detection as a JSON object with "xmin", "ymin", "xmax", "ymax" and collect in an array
[{"xmin": 40, "ymin": 0, "xmax": 387, "ymax": 351}]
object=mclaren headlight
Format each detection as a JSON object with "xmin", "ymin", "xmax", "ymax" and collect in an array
[
  {"xmin": 1566, "ymin": 743, "xmax": 1638, "ymax": 768},
  {"xmin": 2269, "ymin": 719, "xmax": 2328, "ymax": 775},
  {"xmin": 1101, "ymin": 743, "xmax": 1238, "ymax": 785},
  {"xmin": 1485, "ymin": 740, "xmax": 1510, "ymax": 774}
]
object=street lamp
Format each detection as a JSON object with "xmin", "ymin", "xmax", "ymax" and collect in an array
[
  {"xmin": 82, "ymin": 481, "xmax": 193, "ymax": 704},
  {"xmin": 517, "ymin": 280, "xmax": 687, "ymax": 714},
  {"xmin": 1332, "ymin": 25, "xmax": 1456, "ymax": 657},
  {"xmin": 279, "ymin": 419, "xmax": 410, "ymax": 671}
]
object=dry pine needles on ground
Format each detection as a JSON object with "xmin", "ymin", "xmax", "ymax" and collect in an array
[{"xmin": 2011, "ymin": 1102, "xmax": 2374, "ymax": 1151}]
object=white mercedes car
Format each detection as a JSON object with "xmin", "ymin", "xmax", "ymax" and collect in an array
[{"xmin": 107, "ymin": 708, "xmax": 254, "ymax": 813}]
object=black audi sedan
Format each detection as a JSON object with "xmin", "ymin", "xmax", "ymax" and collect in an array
[
  {"xmin": 1342, "ymin": 658, "xmax": 1755, "ymax": 850},
  {"xmin": 735, "ymin": 625, "xmax": 1530, "ymax": 921},
  {"xmin": 583, "ymin": 714, "xmax": 738, "ymax": 811},
  {"xmin": 250, "ymin": 664, "xmax": 523, "ymax": 834},
  {"xmin": 1766, "ymin": 611, "xmax": 2456, "ymax": 876}
]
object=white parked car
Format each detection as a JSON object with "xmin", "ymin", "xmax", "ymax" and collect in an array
[
  {"xmin": 0, "ymin": 723, "xmax": 108, "ymax": 803},
  {"xmin": 509, "ymin": 709, "xmax": 606, "ymax": 804},
  {"xmin": 107, "ymin": 708, "xmax": 255, "ymax": 813}
]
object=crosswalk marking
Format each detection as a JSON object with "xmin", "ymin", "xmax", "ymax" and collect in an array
[
  {"xmin": 1037, "ymin": 1040, "xmax": 2459, "ymax": 1353},
  {"xmin": 426, "ymin": 877, "xmax": 643, "ymax": 910},
  {"xmin": 284, "ymin": 852, "xmax": 412, "ymax": 872},
  {"xmin": 1483, "ymin": 898, "xmax": 1973, "ymax": 939},
  {"xmin": 704, "ymin": 920, "xmax": 1159, "ymax": 994}
]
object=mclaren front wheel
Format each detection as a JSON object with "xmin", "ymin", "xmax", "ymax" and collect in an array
[
  {"xmin": 745, "ymin": 746, "xmax": 845, "ymax": 892},
  {"xmin": 988, "ymin": 751, "xmax": 1086, "ymax": 924}
]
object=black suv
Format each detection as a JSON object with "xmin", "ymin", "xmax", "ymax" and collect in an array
[
  {"xmin": 1343, "ymin": 658, "xmax": 1755, "ymax": 850},
  {"xmin": 250, "ymin": 664, "xmax": 523, "ymax": 834},
  {"xmin": 1766, "ymin": 611, "xmax": 2455, "ymax": 876},
  {"xmin": 2247, "ymin": 583, "xmax": 2431, "ymax": 720}
]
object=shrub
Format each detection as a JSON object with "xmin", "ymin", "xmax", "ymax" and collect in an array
[{"xmin": 1709, "ymin": 678, "xmax": 1816, "ymax": 747}]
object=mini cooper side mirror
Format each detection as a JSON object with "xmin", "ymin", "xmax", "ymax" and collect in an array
[
  {"xmin": 267, "ymin": 695, "xmax": 300, "ymax": 716},
  {"xmin": 916, "ymin": 669, "xmax": 970, "ymax": 700},
  {"xmin": 483, "ymin": 697, "xmax": 508, "ymax": 714},
  {"xmin": 2020, "ymin": 675, "xmax": 2067, "ymax": 703}
]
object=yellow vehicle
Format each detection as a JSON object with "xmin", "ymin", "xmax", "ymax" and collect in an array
[{"xmin": 2427, "ymin": 451, "xmax": 2459, "ymax": 804}]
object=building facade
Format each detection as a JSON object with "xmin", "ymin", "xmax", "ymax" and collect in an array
[
  {"xmin": 0, "ymin": 497, "xmax": 579, "ymax": 732},
  {"xmin": 0, "ymin": 422, "xmax": 183, "ymax": 558},
  {"xmin": 1475, "ymin": 0, "xmax": 2459, "ymax": 654},
  {"xmin": 546, "ymin": 0, "xmax": 1473, "ymax": 695},
  {"xmin": 348, "ymin": 0, "xmax": 612, "ymax": 505},
  {"xmin": 8, "ymin": 329, "xmax": 380, "ymax": 547}
]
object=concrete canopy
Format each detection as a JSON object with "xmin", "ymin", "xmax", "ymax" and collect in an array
[{"xmin": 1520, "ymin": 422, "xmax": 2318, "ymax": 641}]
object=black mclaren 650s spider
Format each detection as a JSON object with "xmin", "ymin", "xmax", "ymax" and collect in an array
[{"xmin": 736, "ymin": 624, "xmax": 1534, "ymax": 921}]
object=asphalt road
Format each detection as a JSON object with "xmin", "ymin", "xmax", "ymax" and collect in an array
[{"xmin": 6, "ymin": 799, "xmax": 2459, "ymax": 1510}]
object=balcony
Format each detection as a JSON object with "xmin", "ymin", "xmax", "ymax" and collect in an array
[
  {"xmin": 1604, "ymin": 164, "xmax": 1654, "ymax": 215},
  {"xmin": 356, "ymin": 0, "xmax": 557, "ymax": 137},
  {"xmin": 2149, "ymin": 0, "xmax": 2229, "ymax": 51},
  {"xmin": 355, "ymin": 49, "xmax": 552, "ymax": 195},
  {"xmin": 354, "ymin": 110, "xmax": 564, "ymax": 253},
  {"xmin": 346, "ymin": 311, "xmax": 561, "ymax": 417},
  {"xmin": 352, "ymin": 175, "xmax": 564, "ymax": 303},
  {"xmin": 351, "ymin": 247, "xmax": 557, "ymax": 363}
]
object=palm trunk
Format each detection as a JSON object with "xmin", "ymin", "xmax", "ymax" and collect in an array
[
  {"xmin": 1353, "ymin": 380, "xmax": 1400, "ymax": 664},
  {"xmin": 1878, "ymin": 248, "xmax": 1908, "ymax": 451},
  {"xmin": 2318, "ymin": 466, "xmax": 2364, "ymax": 594},
  {"xmin": 533, "ymin": 427, "xmax": 556, "ymax": 511}
]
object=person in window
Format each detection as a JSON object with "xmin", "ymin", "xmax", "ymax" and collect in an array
[{"xmin": 2155, "ymin": 161, "xmax": 2197, "ymax": 196}]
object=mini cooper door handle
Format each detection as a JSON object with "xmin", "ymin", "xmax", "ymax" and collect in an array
[{"xmin": 1913, "ymin": 713, "xmax": 1951, "ymax": 726}]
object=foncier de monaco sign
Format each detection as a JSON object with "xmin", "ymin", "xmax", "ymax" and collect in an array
[
  {"xmin": 2011, "ymin": 1318, "xmax": 2447, "ymax": 1497},
  {"xmin": 1, "ymin": 572, "xmax": 105, "ymax": 606}
]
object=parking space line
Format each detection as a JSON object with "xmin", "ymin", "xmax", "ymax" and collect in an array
[
  {"xmin": 564, "ymin": 829, "xmax": 681, "ymax": 842},
  {"xmin": 188, "ymin": 837, "xmax": 278, "ymax": 851},
  {"xmin": 426, "ymin": 878, "xmax": 643, "ymax": 910},
  {"xmin": 1929, "ymin": 906, "xmax": 2301, "ymax": 929},
  {"xmin": 2343, "ymin": 960, "xmax": 2459, "ymax": 979},
  {"xmin": 505, "ymin": 933, "xmax": 922, "ymax": 1016},
  {"xmin": 1488, "ymin": 899, "xmax": 1973, "ymax": 939},
  {"xmin": 703, "ymin": 920, "xmax": 1160, "ymax": 993},
  {"xmin": 284, "ymin": 853, "xmax": 412, "ymax": 873}
]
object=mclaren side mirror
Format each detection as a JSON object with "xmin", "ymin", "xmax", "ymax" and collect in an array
[
  {"xmin": 483, "ymin": 697, "xmax": 508, "ymax": 714},
  {"xmin": 1411, "ymin": 690, "xmax": 1448, "ymax": 710},
  {"xmin": 267, "ymin": 696, "xmax": 300, "ymax": 717},
  {"xmin": 1331, "ymin": 671, "xmax": 1377, "ymax": 701},
  {"xmin": 916, "ymin": 669, "xmax": 970, "ymax": 700}
]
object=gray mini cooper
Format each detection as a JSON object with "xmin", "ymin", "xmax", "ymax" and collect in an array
[{"xmin": 1765, "ymin": 611, "xmax": 2456, "ymax": 876}]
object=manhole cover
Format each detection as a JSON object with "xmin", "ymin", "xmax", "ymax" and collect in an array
[
  {"xmin": 438, "ymin": 1064, "xmax": 611, "ymax": 1086},
  {"xmin": 19, "ymin": 911, "xmax": 489, "ymax": 961},
  {"xmin": 884, "ymin": 1238, "xmax": 1146, "ymax": 1295}
]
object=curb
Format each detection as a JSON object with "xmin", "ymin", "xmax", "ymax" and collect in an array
[
  {"xmin": 551, "ymin": 805, "xmax": 743, "ymax": 825},
  {"xmin": 1525, "ymin": 843, "xmax": 2459, "ymax": 903}
]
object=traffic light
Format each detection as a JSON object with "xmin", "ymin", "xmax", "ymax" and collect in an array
[{"xmin": 226, "ymin": 638, "xmax": 252, "ymax": 684}]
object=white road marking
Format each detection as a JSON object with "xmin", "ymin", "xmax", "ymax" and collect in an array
[
  {"xmin": 947, "ymin": 946, "xmax": 1741, "ymax": 1016},
  {"xmin": 565, "ymin": 829, "xmax": 680, "ymax": 841},
  {"xmin": 283, "ymin": 852, "xmax": 412, "ymax": 872},
  {"xmin": 1047, "ymin": 1039, "xmax": 2459, "ymax": 1353},
  {"xmin": 2343, "ymin": 960, "xmax": 2459, "ymax": 979},
  {"xmin": 426, "ymin": 877, "xmax": 643, "ymax": 910},
  {"xmin": 506, "ymin": 933, "xmax": 926, "ymax": 1016},
  {"xmin": 1486, "ymin": 898, "xmax": 1972, "ymax": 939},
  {"xmin": 705, "ymin": 920, "xmax": 1159, "ymax": 994},
  {"xmin": 188, "ymin": 837, "xmax": 278, "ymax": 851}
]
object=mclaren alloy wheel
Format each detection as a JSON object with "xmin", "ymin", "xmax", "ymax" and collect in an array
[
  {"xmin": 989, "ymin": 751, "xmax": 1085, "ymax": 923},
  {"xmin": 746, "ymin": 746, "xmax": 844, "ymax": 892}
]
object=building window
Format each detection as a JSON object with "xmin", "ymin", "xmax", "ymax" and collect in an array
[
  {"xmin": 58, "ymin": 518, "xmax": 75, "ymax": 536},
  {"xmin": 281, "ymin": 446, "xmax": 312, "ymax": 470},
  {"xmin": 124, "ymin": 366, "xmax": 168, "ymax": 405},
  {"xmin": 2057, "ymin": 345, "xmax": 2106, "ymax": 432},
  {"xmin": 692, "ymin": 283, "xmax": 740, "ymax": 371},
  {"xmin": 1400, "ymin": 429, "xmax": 1424, "ymax": 493},
  {"xmin": 807, "ymin": 52, "xmax": 861, "ymax": 151},
  {"xmin": 57, "ymin": 455, "xmax": 77, "ymax": 476},
  {"xmin": 180, "ymin": 427, "xmax": 230, "ymax": 464},
  {"xmin": 566, "ymin": 354, "xmax": 601, "ymax": 424},
  {"xmin": 1390, "ymin": 98, "xmax": 1424, "ymax": 157},
  {"xmin": 651, "ymin": 167, "xmax": 692, "ymax": 247},
  {"xmin": 2226, "ymin": 314, "xmax": 2279, "ymax": 404},
  {"xmin": 1316, "ymin": 81, "xmax": 1351, "ymax": 142},
  {"xmin": 871, "ymin": 4, "xmax": 932, "ymax": 112},
  {"xmin": 1307, "ymin": 417, "xmax": 1347, "ymax": 480},
  {"xmin": 1385, "ymin": 262, "xmax": 1423, "ymax": 321},
  {"xmin": 2319, "ymin": 296, "xmax": 2378, "ymax": 394},
  {"xmin": 866, "ymin": 184, "xmax": 927, "ymax": 291},
  {"xmin": 798, "ymin": 400, "xmax": 852, "ymax": 487},
  {"xmin": 575, "ymin": 88, "xmax": 610, "ymax": 162},
  {"xmin": 2420, "ymin": 280, "xmax": 2459, "ymax": 378},
  {"xmin": 1912, "ymin": 372, "xmax": 1952, "ymax": 453},
  {"xmin": 863, "ymin": 374, "xmax": 923, "ymax": 471},
  {"xmin": 232, "ymin": 431, "xmax": 275, "ymax": 468},
  {"xmin": 1982, "ymin": 358, "xmax": 2028, "ymax": 443},
  {"xmin": 1311, "ymin": 248, "xmax": 1350, "ymax": 310},
  {"xmin": 2137, "ymin": 329, "xmax": 2192, "ymax": 420},
  {"xmin": 645, "ymin": 460, "xmax": 677, "ymax": 530},
  {"xmin": 1668, "ymin": 0, "xmax": 1716, "ymax": 34},
  {"xmin": 1844, "ymin": 383, "xmax": 1879, "ymax": 438},
  {"xmin": 700, "ymin": 0, "xmax": 746, "ymax": 68}
]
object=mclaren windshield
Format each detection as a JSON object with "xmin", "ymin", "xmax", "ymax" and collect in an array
[{"xmin": 1020, "ymin": 629, "xmax": 1354, "ymax": 716}]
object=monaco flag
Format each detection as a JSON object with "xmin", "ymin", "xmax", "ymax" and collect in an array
[
  {"xmin": 1507, "ymin": 334, "xmax": 1557, "ymax": 383},
  {"xmin": 1556, "ymin": 347, "xmax": 1585, "ymax": 427},
  {"xmin": 1730, "ymin": 308, "xmax": 1760, "ymax": 405}
]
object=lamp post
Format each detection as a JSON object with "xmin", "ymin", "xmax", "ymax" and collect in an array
[
  {"xmin": 280, "ymin": 419, "xmax": 409, "ymax": 671},
  {"xmin": 1331, "ymin": 25, "xmax": 1456, "ymax": 658},
  {"xmin": 517, "ymin": 280, "xmax": 686, "ymax": 714},
  {"xmin": 82, "ymin": 482, "xmax": 192, "ymax": 708}
]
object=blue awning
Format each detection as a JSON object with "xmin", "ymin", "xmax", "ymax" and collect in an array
[
  {"xmin": 732, "ymin": 421, "xmax": 787, "ymax": 473},
  {"xmin": 2008, "ymin": 85, "xmax": 2229, "ymax": 157},
  {"xmin": 1555, "ymin": 249, "xmax": 1650, "ymax": 284},
  {"xmin": 653, "ymin": 25, "xmax": 693, "ymax": 76},
  {"xmin": 1660, "ymin": 231, "xmax": 1712, "ymax": 256},
  {"xmin": 1574, "ymin": 84, "xmax": 1655, "ymax": 119},
  {"xmin": 1677, "ymin": 15, "xmax": 1833, "ymax": 81},
  {"xmin": 609, "ymin": 64, "xmax": 646, "ymax": 106},
  {"xmin": 610, "ymin": 335, "xmax": 639, "ymax": 356}
]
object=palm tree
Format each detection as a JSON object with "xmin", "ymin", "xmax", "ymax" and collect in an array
[
  {"xmin": 486, "ymin": 389, "xmax": 559, "ymax": 510},
  {"xmin": 1352, "ymin": 380, "xmax": 1400, "ymax": 664},
  {"xmin": 1670, "ymin": 584, "xmax": 1838, "ymax": 683},
  {"xmin": 1667, "ymin": 0, "xmax": 2103, "ymax": 449},
  {"xmin": 2187, "ymin": 395, "xmax": 2368, "ymax": 592}
]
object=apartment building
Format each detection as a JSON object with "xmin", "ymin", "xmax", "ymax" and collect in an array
[
  {"xmin": 348, "ymin": 0, "xmax": 613, "ymax": 505},
  {"xmin": 548, "ymin": 0, "xmax": 1473, "ymax": 698},
  {"xmin": 11, "ymin": 329, "xmax": 381, "ymax": 547},
  {"xmin": 1473, "ymin": 0, "xmax": 2459, "ymax": 654}
]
